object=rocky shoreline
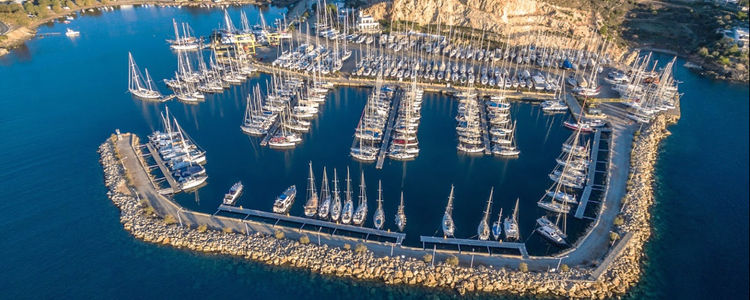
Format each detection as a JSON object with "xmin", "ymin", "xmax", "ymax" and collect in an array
[{"xmin": 98, "ymin": 113, "xmax": 676, "ymax": 298}]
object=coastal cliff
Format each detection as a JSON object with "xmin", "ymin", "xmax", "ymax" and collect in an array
[
  {"xmin": 98, "ymin": 110, "xmax": 678, "ymax": 298},
  {"xmin": 360, "ymin": 0, "xmax": 630, "ymax": 60}
]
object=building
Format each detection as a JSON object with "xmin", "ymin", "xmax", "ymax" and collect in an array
[
  {"xmin": 357, "ymin": 11, "xmax": 380, "ymax": 34},
  {"xmin": 721, "ymin": 26, "xmax": 749, "ymax": 52}
]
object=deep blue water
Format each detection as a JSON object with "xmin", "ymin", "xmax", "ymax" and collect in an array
[{"xmin": 0, "ymin": 6, "xmax": 747, "ymax": 299}]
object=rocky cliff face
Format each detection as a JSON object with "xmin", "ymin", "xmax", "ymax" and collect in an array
[{"xmin": 362, "ymin": 0, "xmax": 625, "ymax": 57}]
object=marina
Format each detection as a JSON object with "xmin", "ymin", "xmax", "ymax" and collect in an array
[{"xmin": 1, "ymin": 3, "xmax": 747, "ymax": 299}]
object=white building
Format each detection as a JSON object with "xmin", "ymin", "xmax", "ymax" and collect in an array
[
  {"xmin": 357, "ymin": 11, "xmax": 380, "ymax": 34},
  {"xmin": 722, "ymin": 26, "xmax": 749, "ymax": 52}
]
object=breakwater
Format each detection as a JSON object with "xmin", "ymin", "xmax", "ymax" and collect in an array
[{"xmin": 99, "ymin": 111, "xmax": 677, "ymax": 297}]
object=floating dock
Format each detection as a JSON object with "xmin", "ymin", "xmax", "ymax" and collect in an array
[
  {"xmin": 376, "ymin": 90, "xmax": 402, "ymax": 169},
  {"xmin": 476, "ymin": 97, "xmax": 493, "ymax": 155},
  {"xmin": 575, "ymin": 128, "xmax": 605, "ymax": 219},
  {"xmin": 419, "ymin": 236, "xmax": 529, "ymax": 258},
  {"xmin": 217, "ymin": 204, "xmax": 406, "ymax": 244},
  {"xmin": 145, "ymin": 142, "xmax": 181, "ymax": 194}
]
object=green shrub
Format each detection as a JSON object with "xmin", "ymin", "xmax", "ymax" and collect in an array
[
  {"xmin": 163, "ymin": 214, "xmax": 176, "ymax": 225},
  {"xmin": 610, "ymin": 231, "xmax": 620, "ymax": 242},
  {"xmin": 560, "ymin": 264, "xmax": 570, "ymax": 273},
  {"xmin": 354, "ymin": 243, "xmax": 367, "ymax": 255},
  {"xmin": 445, "ymin": 255, "xmax": 459, "ymax": 266},
  {"xmin": 519, "ymin": 262, "xmax": 529, "ymax": 272},
  {"xmin": 299, "ymin": 235, "xmax": 310, "ymax": 244},
  {"xmin": 614, "ymin": 215, "xmax": 625, "ymax": 226}
]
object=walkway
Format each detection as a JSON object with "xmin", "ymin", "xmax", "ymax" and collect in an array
[
  {"xmin": 476, "ymin": 97, "xmax": 492, "ymax": 155},
  {"xmin": 420, "ymin": 236, "xmax": 529, "ymax": 258},
  {"xmin": 575, "ymin": 128, "xmax": 603, "ymax": 219},
  {"xmin": 217, "ymin": 204, "xmax": 405, "ymax": 244},
  {"xmin": 144, "ymin": 142, "xmax": 181, "ymax": 194},
  {"xmin": 375, "ymin": 89, "xmax": 402, "ymax": 169}
]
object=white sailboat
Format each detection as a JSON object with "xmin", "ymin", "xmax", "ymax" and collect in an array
[
  {"xmin": 352, "ymin": 171, "xmax": 368, "ymax": 226},
  {"xmin": 330, "ymin": 168, "xmax": 342, "ymax": 222},
  {"xmin": 128, "ymin": 52, "xmax": 162, "ymax": 100},
  {"xmin": 395, "ymin": 191, "xmax": 406, "ymax": 232},
  {"xmin": 477, "ymin": 187, "xmax": 494, "ymax": 241},
  {"xmin": 442, "ymin": 185, "xmax": 456, "ymax": 237},
  {"xmin": 303, "ymin": 161, "xmax": 318, "ymax": 217},
  {"xmin": 373, "ymin": 180, "xmax": 385, "ymax": 230},
  {"xmin": 341, "ymin": 167, "xmax": 354, "ymax": 224},
  {"xmin": 318, "ymin": 166, "xmax": 331, "ymax": 219}
]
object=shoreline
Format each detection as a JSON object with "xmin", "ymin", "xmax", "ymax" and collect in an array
[
  {"xmin": 98, "ymin": 109, "xmax": 678, "ymax": 297},
  {"xmin": 0, "ymin": 0, "xmax": 268, "ymax": 51}
]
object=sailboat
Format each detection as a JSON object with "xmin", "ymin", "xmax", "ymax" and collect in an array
[
  {"xmin": 341, "ymin": 167, "xmax": 354, "ymax": 224},
  {"xmin": 477, "ymin": 187, "xmax": 494, "ymax": 240},
  {"xmin": 352, "ymin": 171, "xmax": 368, "ymax": 226},
  {"xmin": 395, "ymin": 191, "xmax": 406, "ymax": 232},
  {"xmin": 491, "ymin": 208, "xmax": 503, "ymax": 240},
  {"xmin": 442, "ymin": 185, "xmax": 456, "ymax": 237},
  {"xmin": 373, "ymin": 180, "xmax": 385, "ymax": 230},
  {"xmin": 303, "ymin": 161, "xmax": 319, "ymax": 217},
  {"xmin": 318, "ymin": 166, "xmax": 331, "ymax": 219},
  {"xmin": 503, "ymin": 198, "xmax": 520, "ymax": 240},
  {"xmin": 128, "ymin": 52, "xmax": 162, "ymax": 100},
  {"xmin": 330, "ymin": 168, "xmax": 342, "ymax": 222}
]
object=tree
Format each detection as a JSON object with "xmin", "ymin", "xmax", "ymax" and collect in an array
[
  {"xmin": 274, "ymin": 230, "xmax": 284, "ymax": 239},
  {"xmin": 223, "ymin": 226, "xmax": 234, "ymax": 233},
  {"xmin": 422, "ymin": 254, "xmax": 433, "ymax": 263},
  {"xmin": 197, "ymin": 224, "xmax": 208, "ymax": 233}
]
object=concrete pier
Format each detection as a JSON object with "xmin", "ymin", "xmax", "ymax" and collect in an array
[
  {"xmin": 145, "ymin": 142, "xmax": 181, "ymax": 194},
  {"xmin": 476, "ymin": 97, "xmax": 493, "ymax": 155},
  {"xmin": 575, "ymin": 128, "xmax": 604, "ymax": 219},
  {"xmin": 376, "ymin": 89, "xmax": 402, "ymax": 169}
]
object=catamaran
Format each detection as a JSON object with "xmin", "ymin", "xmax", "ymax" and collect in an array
[
  {"xmin": 503, "ymin": 198, "xmax": 520, "ymax": 240},
  {"xmin": 395, "ymin": 191, "xmax": 406, "ymax": 232},
  {"xmin": 128, "ymin": 52, "xmax": 162, "ymax": 100},
  {"xmin": 303, "ymin": 161, "xmax": 319, "ymax": 217},
  {"xmin": 273, "ymin": 185, "xmax": 296, "ymax": 214},
  {"xmin": 352, "ymin": 171, "xmax": 368, "ymax": 226},
  {"xmin": 341, "ymin": 167, "xmax": 354, "ymax": 224},
  {"xmin": 373, "ymin": 180, "xmax": 385, "ymax": 230},
  {"xmin": 330, "ymin": 168, "xmax": 342, "ymax": 222},
  {"xmin": 318, "ymin": 166, "xmax": 331, "ymax": 219},
  {"xmin": 442, "ymin": 185, "xmax": 456, "ymax": 237},
  {"xmin": 477, "ymin": 187, "xmax": 494, "ymax": 240}
]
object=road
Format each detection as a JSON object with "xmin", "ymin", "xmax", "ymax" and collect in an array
[{"xmin": 0, "ymin": 21, "xmax": 10, "ymax": 36}]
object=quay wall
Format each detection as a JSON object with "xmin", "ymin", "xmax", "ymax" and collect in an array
[{"xmin": 99, "ymin": 110, "xmax": 676, "ymax": 297}]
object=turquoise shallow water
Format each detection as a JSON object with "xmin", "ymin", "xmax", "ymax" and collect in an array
[{"xmin": 0, "ymin": 6, "xmax": 747, "ymax": 299}]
